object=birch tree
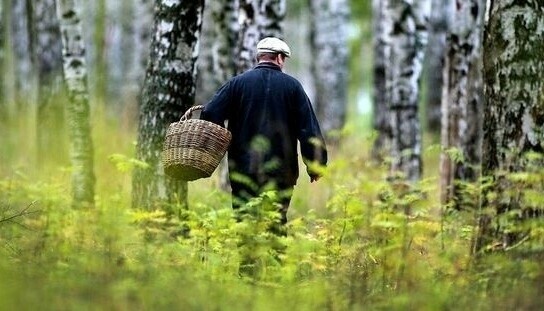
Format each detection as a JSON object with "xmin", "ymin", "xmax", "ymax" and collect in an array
[
  {"xmin": 125, "ymin": 0, "xmax": 152, "ymax": 112},
  {"xmin": 11, "ymin": 0, "xmax": 33, "ymax": 101},
  {"xmin": 106, "ymin": 0, "xmax": 133, "ymax": 109},
  {"xmin": 237, "ymin": 0, "xmax": 285, "ymax": 73},
  {"xmin": 93, "ymin": 0, "xmax": 107, "ymax": 108},
  {"xmin": 34, "ymin": 0, "xmax": 65, "ymax": 164},
  {"xmin": 425, "ymin": 0, "xmax": 451, "ymax": 133},
  {"xmin": 371, "ymin": 0, "xmax": 390, "ymax": 161},
  {"xmin": 475, "ymin": 0, "xmax": 544, "ymax": 252},
  {"xmin": 439, "ymin": 0, "xmax": 484, "ymax": 209},
  {"xmin": 56, "ymin": 0, "xmax": 96, "ymax": 207},
  {"xmin": 1, "ymin": 0, "xmax": 15, "ymax": 110},
  {"xmin": 308, "ymin": 0, "xmax": 349, "ymax": 141},
  {"xmin": 384, "ymin": 0, "xmax": 431, "ymax": 182},
  {"xmin": 196, "ymin": 0, "xmax": 239, "ymax": 192},
  {"xmin": 132, "ymin": 0, "xmax": 204, "ymax": 210},
  {"xmin": 196, "ymin": 0, "xmax": 238, "ymax": 105}
]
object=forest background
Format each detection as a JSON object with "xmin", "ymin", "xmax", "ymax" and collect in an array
[{"xmin": 1, "ymin": 0, "xmax": 543, "ymax": 310}]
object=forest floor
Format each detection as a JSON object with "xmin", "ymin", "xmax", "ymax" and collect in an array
[{"xmin": 1, "ymin": 109, "xmax": 543, "ymax": 310}]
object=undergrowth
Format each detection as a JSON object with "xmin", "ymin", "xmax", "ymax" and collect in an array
[{"xmin": 1, "ymin": 110, "xmax": 543, "ymax": 311}]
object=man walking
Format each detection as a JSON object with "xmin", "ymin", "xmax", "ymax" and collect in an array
[{"xmin": 201, "ymin": 37, "xmax": 327, "ymax": 227}]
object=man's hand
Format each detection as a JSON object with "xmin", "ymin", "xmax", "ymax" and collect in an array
[{"xmin": 310, "ymin": 174, "xmax": 321, "ymax": 183}]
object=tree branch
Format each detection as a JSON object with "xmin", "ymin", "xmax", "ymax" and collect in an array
[{"xmin": 0, "ymin": 201, "xmax": 38, "ymax": 225}]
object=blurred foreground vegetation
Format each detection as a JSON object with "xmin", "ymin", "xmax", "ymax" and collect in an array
[{"xmin": 1, "ymin": 107, "xmax": 544, "ymax": 311}]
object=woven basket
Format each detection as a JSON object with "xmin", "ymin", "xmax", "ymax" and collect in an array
[{"xmin": 163, "ymin": 105, "xmax": 232, "ymax": 181}]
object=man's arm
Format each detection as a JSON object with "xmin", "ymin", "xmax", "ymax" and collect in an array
[
  {"xmin": 200, "ymin": 81, "xmax": 233, "ymax": 126},
  {"xmin": 294, "ymin": 86, "xmax": 328, "ymax": 182}
]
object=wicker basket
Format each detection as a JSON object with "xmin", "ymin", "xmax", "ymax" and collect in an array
[{"xmin": 163, "ymin": 105, "xmax": 232, "ymax": 181}]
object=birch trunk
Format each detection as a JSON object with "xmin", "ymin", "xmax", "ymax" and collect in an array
[
  {"xmin": 425, "ymin": 0, "xmax": 451, "ymax": 133},
  {"xmin": 439, "ymin": 0, "xmax": 484, "ymax": 209},
  {"xmin": 11, "ymin": 0, "xmax": 34, "ymax": 101},
  {"xmin": 132, "ymin": 0, "xmax": 204, "ymax": 210},
  {"xmin": 1, "ymin": 0, "xmax": 15, "ymax": 107},
  {"xmin": 93, "ymin": 0, "xmax": 107, "ymax": 109},
  {"xmin": 308, "ymin": 0, "xmax": 349, "ymax": 142},
  {"xmin": 371, "ymin": 0, "xmax": 390, "ymax": 161},
  {"xmin": 196, "ymin": 0, "xmax": 239, "ymax": 192},
  {"xmin": 196, "ymin": 0, "xmax": 238, "ymax": 104},
  {"xmin": 237, "ymin": 0, "xmax": 285, "ymax": 73},
  {"xmin": 475, "ymin": 0, "xmax": 544, "ymax": 252},
  {"xmin": 385, "ymin": 0, "xmax": 431, "ymax": 183},
  {"xmin": 34, "ymin": 0, "xmax": 65, "ymax": 165},
  {"xmin": 56, "ymin": 0, "xmax": 96, "ymax": 207},
  {"xmin": 124, "ymin": 0, "xmax": 152, "ymax": 125}
]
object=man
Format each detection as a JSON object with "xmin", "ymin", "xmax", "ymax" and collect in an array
[{"xmin": 201, "ymin": 37, "xmax": 327, "ymax": 227}]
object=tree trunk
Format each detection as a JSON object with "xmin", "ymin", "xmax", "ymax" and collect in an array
[
  {"xmin": 385, "ymin": 0, "xmax": 431, "ymax": 183},
  {"xmin": 11, "ymin": 0, "xmax": 34, "ymax": 102},
  {"xmin": 106, "ymin": 0, "xmax": 133, "ymax": 113},
  {"xmin": 196, "ymin": 0, "xmax": 238, "ymax": 104},
  {"xmin": 237, "ymin": 0, "xmax": 285, "ymax": 73},
  {"xmin": 439, "ymin": 0, "xmax": 484, "ymax": 209},
  {"xmin": 1, "ymin": 0, "xmax": 15, "ymax": 109},
  {"xmin": 425, "ymin": 0, "xmax": 451, "ymax": 134},
  {"xmin": 56, "ymin": 0, "xmax": 96, "ymax": 207},
  {"xmin": 475, "ymin": 0, "xmax": 544, "ymax": 252},
  {"xmin": 33, "ymin": 0, "xmax": 65, "ymax": 166},
  {"xmin": 196, "ymin": 0, "xmax": 239, "ymax": 192},
  {"xmin": 308, "ymin": 0, "xmax": 349, "ymax": 143},
  {"xmin": 132, "ymin": 0, "xmax": 204, "ymax": 211},
  {"xmin": 93, "ymin": 0, "xmax": 107, "ymax": 110},
  {"xmin": 371, "ymin": 0, "xmax": 390, "ymax": 161},
  {"xmin": 123, "ymin": 0, "xmax": 152, "ymax": 128}
]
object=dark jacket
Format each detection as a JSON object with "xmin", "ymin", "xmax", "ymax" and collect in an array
[{"xmin": 201, "ymin": 62, "xmax": 327, "ymax": 187}]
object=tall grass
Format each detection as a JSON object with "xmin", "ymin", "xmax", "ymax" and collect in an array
[{"xmin": 1, "ymin": 105, "xmax": 543, "ymax": 311}]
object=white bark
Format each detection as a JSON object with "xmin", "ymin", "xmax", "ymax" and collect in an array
[
  {"xmin": 439, "ymin": 0, "xmax": 484, "ymax": 207},
  {"xmin": 237, "ymin": 0, "xmax": 286, "ymax": 73},
  {"xmin": 11, "ymin": 0, "xmax": 34, "ymax": 98},
  {"xmin": 477, "ymin": 0, "xmax": 544, "ymax": 251},
  {"xmin": 385, "ymin": 0, "xmax": 431, "ymax": 182},
  {"xmin": 308, "ymin": 0, "xmax": 349, "ymax": 140},
  {"xmin": 196, "ymin": 0, "xmax": 239, "ymax": 192},
  {"xmin": 127, "ymin": 0, "xmax": 153, "ymax": 99},
  {"xmin": 56, "ymin": 0, "xmax": 96, "ymax": 207},
  {"xmin": 133, "ymin": 0, "xmax": 204, "ymax": 208}
]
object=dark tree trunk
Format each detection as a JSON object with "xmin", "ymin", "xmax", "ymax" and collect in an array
[
  {"xmin": 371, "ymin": 0, "xmax": 390, "ymax": 161},
  {"xmin": 132, "ymin": 0, "xmax": 204, "ymax": 211},
  {"xmin": 425, "ymin": 0, "xmax": 451, "ymax": 134},
  {"xmin": 33, "ymin": 0, "xmax": 66, "ymax": 166},
  {"xmin": 475, "ymin": 0, "xmax": 544, "ymax": 252}
]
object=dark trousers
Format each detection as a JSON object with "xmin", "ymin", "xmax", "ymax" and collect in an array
[{"xmin": 230, "ymin": 178, "xmax": 293, "ymax": 227}]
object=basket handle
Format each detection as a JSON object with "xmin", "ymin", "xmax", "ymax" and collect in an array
[{"xmin": 180, "ymin": 105, "xmax": 204, "ymax": 121}]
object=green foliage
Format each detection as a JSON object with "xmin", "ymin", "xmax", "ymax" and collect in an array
[{"xmin": 1, "ymin": 104, "xmax": 544, "ymax": 311}]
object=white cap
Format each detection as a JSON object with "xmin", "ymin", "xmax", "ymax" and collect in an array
[{"xmin": 256, "ymin": 37, "xmax": 291, "ymax": 57}]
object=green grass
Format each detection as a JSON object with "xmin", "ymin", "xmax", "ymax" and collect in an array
[{"xmin": 1, "ymin": 106, "xmax": 543, "ymax": 311}]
